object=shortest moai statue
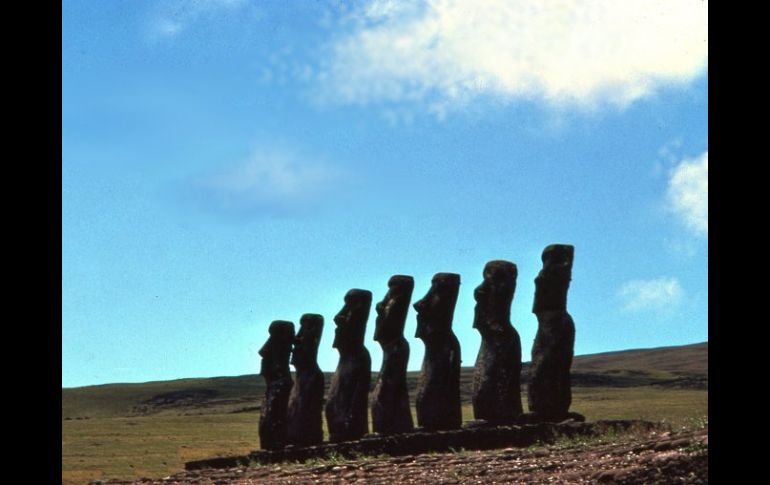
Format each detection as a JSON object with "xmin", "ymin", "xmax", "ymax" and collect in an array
[
  {"xmin": 371, "ymin": 275, "xmax": 415, "ymax": 435},
  {"xmin": 286, "ymin": 314, "xmax": 325, "ymax": 447},
  {"xmin": 525, "ymin": 244, "xmax": 584, "ymax": 423},
  {"xmin": 325, "ymin": 289, "xmax": 372, "ymax": 443},
  {"xmin": 471, "ymin": 260, "xmax": 523, "ymax": 425},
  {"xmin": 258, "ymin": 320, "xmax": 295, "ymax": 450},
  {"xmin": 414, "ymin": 273, "xmax": 462, "ymax": 431}
]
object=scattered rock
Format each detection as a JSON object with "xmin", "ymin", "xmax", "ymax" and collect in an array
[
  {"xmin": 107, "ymin": 425, "xmax": 708, "ymax": 485},
  {"xmin": 670, "ymin": 438, "xmax": 691, "ymax": 448},
  {"xmin": 594, "ymin": 466, "xmax": 640, "ymax": 481},
  {"xmin": 654, "ymin": 440, "xmax": 675, "ymax": 451}
]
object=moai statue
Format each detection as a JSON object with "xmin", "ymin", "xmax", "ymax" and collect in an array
[
  {"xmin": 371, "ymin": 275, "xmax": 415, "ymax": 435},
  {"xmin": 325, "ymin": 289, "xmax": 372, "ymax": 443},
  {"xmin": 471, "ymin": 260, "xmax": 523, "ymax": 425},
  {"xmin": 287, "ymin": 314, "xmax": 325, "ymax": 447},
  {"xmin": 258, "ymin": 320, "xmax": 295, "ymax": 450},
  {"xmin": 526, "ymin": 244, "xmax": 584, "ymax": 423},
  {"xmin": 414, "ymin": 273, "xmax": 462, "ymax": 431}
]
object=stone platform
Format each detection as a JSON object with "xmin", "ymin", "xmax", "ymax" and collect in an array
[{"xmin": 184, "ymin": 419, "xmax": 656, "ymax": 470}]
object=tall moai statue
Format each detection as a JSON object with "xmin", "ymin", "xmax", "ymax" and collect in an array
[
  {"xmin": 414, "ymin": 273, "xmax": 462, "ymax": 431},
  {"xmin": 471, "ymin": 260, "xmax": 523, "ymax": 424},
  {"xmin": 325, "ymin": 289, "xmax": 372, "ymax": 443},
  {"xmin": 527, "ymin": 244, "xmax": 583, "ymax": 422},
  {"xmin": 286, "ymin": 314, "xmax": 325, "ymax": 447},
  {"xmin": 371, "ymin": 275, "xmax": 415, "ymax": 435},
  {"xmin": 258, "ymin": 320, "xmax": 295, "ymax": 450}
]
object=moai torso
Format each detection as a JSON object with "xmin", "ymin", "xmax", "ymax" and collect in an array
[
  {"xmin": 414, "ymin": 273, "xmax": 462, "ymax": 431},
  {"xmin": 325, "ymin": 289, "xmax": 372, "ymax": 443},
  {"xmin": 371, "ymin": 275, "xmax": 415, "ymax": 435},
  {"xmin": 258, "ymin": 320, "xmax": 295, "ymax": 450},
  {"xmin": 527, "ymin": 244, "xmax": 576, "ymax": 421},
  {"xmin": 472, "ymin": 260, "xmax": 523, "ymax": 424},
  {"xmin": 287, "ymin": 314, "xmax": 325, "ymax": 447}
]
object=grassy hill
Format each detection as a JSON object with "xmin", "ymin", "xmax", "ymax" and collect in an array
[
  {"xmin": 62, "ymin": 342, "xmax": 707, "ymax": 420},
  {"xmin": 570, "ymin": 342, "xmax": 706, "ymax": 375},
  {"xmin": 569, "ymin": 341, "xmax": 707, "ymax": 388},
  {"xmin": 62, "ymin": 341, "xmax": 707, "ymax": 484}
]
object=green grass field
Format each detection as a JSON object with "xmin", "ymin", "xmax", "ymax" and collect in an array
[{"xmin": 62, "ymin": 342, "xmax": 707, "ymax": 485}]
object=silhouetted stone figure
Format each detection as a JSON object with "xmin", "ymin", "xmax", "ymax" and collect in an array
[
  {"xmin": 258, "ymin": 320, "xmax": 295, "ymax": 450},
  {"xmin": 371, "ymin": 275, "xmax": 415, "ymax": 435},
  {"xmin": 325, "ymin": 289, "xmax": 372, "ymax": 443},
  {"xmin": 525, "ymin": 244, "xmax": 583, "ymax": 423},
  {"xmin": 471, "ymin": 260, "xmax": 523, "ymax": 425},
  {"xmin": 414, "ymin": 273, "xmax": 462, "ymax": 431},
  {"xmin": 287, "ymin": 314, "xmax": 325, "ymax": 447}
]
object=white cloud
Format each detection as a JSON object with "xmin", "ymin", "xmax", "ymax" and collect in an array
[
  {"xmin": 150, "ymin": 0, "xmax": 248, "ymax": 39},
  {"xmin": 188, "ymin": 147, "xmax": 346, "ymax": 216},
  {"xmin": 618, "ymin": 277, "xmax": 684, "ymax": 313},
  {"xmin": 663, "ymin": 237, "xmax": 698, "ymax": 259},
  {"xmin": 667, "ymin": 151, "xmax": 708, "ymax": 237},
  {"xmin": 156, "ymin": 19, "xmax": 184, "ymax": 37},
  {"xmin": 317, "ymin": 0, "xmax": 708, "ymax": 112}
]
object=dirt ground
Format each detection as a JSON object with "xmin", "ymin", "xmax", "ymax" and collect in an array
[{"xmin": 93, "ymin": 426, "xmax": 707, "ymax": 484}]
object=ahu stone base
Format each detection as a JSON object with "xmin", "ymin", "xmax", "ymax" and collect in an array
[{"xmin": 184, "ymin": 419, "xmax": 656, "ymax": 470}]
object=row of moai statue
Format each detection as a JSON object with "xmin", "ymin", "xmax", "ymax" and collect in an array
[{"xmin": 257, "ymin": 244, "xmax": 581, "ymax": 450}]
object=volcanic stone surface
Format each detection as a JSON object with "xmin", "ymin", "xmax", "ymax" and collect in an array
[
  {"xmin": 371, "ymin": 275, "xmax": 415, "ymax": 435},
  {"xmin": 258, "ymin": 320, "xmax": 295, "ymax": 450},
  {"xmin": 414, "ymin": 272, "xmax": 462, "ymax": 431},
  {"xmin": 325, "ymin": 289, "xmax": 372, "ymax": 443},
  {"xmin": 99, "ymin": 423, "xmax": 708, "ymax": 484},
  {"xmin": 526, "ymin": 244, "xmax": 582, "ymax": 423},
  {"xmin": 286, "ymin": 314, "xmax": 325, "ymax": 447},
  {"xmin": 182, "ymin": 420, "xmax": 665, "ymax": 469},
  {"xmin": 471, "ymin": 260, "xmax": 523, "ymax": 424}
]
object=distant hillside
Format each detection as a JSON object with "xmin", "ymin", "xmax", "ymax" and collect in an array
[
  {"xmin": 568, "ymin": 342, "xmax": 707, "ymax": 389},
  {"xmin": 62, "ymin": 342, "xmax": 707, "ymax": 419},
  {"xmin": 571, "ymin": 342, "xmax": 707, "ymax": 375},
  {"xmin": 62, "ymin": 375, "xmax": 263, "ymax": 419}
]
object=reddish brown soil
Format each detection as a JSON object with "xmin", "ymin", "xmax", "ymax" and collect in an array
[{"xmin": 94, "ymin": 427, "xmax": 707, "ymax": 484}]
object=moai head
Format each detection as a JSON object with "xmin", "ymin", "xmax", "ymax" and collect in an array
[
  {"xmin": 532, "ymin": 244, "xmax": 574, "ymax": 313},
  {"xmin": 413, "ymin": 273, "xmax": 461, "ymax": 341},
  {"xmin": 291, "ymin": 314, "xmax": 324, "ymax": 369},
  {"xmin": 259, "ymin": 320, "xmax": 295, "ymax": 381},
  {"xmin": 333, "ymin": 289, "xmax": 372, "ymax": 353},
  {"xmin": 473, "ymin": 260, "xmax": 517, "ymax": 336},
  {"xmin": 374, "ymin": 275, "xmax": 414, "ymax": 345}
]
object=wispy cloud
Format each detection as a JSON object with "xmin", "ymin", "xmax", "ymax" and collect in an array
[
  {"xmin": 148, "ymin": 0, "xmax": 249, "ymax": 39},
  {"xmin": 185, "ymin": 147, "xmax": 347, "ymax": 217},
  {"xmin": 316, "ymin": 0, "xmax": 708, "ymax": 114},
  {"xmin": 667, "ymin": 151, "xmax": 708, "ymax": 237},
  {"xmin": 663, "ymin": 237, "xmax": 698, "ymax": 259},
  {"xmin": 617, "ymin": 277, "xmax": 684, "ymax": 313}
]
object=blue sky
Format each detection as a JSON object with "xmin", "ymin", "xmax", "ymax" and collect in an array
[{"xmin": 62, "ymin": 0, "xmax": 708, "ymax": 388}]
